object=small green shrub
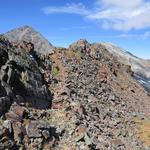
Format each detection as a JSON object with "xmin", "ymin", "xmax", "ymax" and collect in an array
[{"xmin": 52, "ymin": 66, "xmax": 60, "ymax": 76}]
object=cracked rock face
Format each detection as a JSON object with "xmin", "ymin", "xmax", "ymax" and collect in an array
[{"xmin": 0, "ymin": 36, "xmax": 52, "ymax": 113}]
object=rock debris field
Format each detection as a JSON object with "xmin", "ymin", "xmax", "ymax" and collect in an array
[{"xmin": 0, "ymin": 35, "xmax": 150, "ymax": 150}]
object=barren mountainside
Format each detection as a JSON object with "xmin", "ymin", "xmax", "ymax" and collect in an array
[
  {"xmin": 0, "ymin": 26, "xmax": 150, "ymax": 149},
  {"xmin": 100, "ymin": 42, "xmax": 150, "ymax": 78},
  {"xmin": 99, "ymin": 42, "xmax": 150, "ymax": 92},
  {"xmin": 4, "ymin": 26, "xmax": 54, "ymax": 55}
]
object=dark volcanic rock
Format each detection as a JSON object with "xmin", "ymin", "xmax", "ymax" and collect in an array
[
  {"xmin": 0, "ymin": 36, "xmax": 52, "ymax": 114},
  {"xmin": 26, "ymin": 120, "xmax": 51, "ymax": 138}
]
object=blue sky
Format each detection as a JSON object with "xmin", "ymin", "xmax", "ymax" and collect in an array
[{"xmin": 0, "ymin": 0, "xmax": 150, "ymax": 59}]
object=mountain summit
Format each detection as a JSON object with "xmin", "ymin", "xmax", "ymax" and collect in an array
[{"xmin": 4, "ymin": 25, "xmax": 54, "ymax": 55}]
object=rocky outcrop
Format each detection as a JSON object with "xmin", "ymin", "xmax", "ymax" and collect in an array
[
  {"xmin": 4, "ymin": 25, "xmax": 54, "ymax": 55},
  {"xmin": 0, "ymin": 36, "xmax": 51, "ymax": 115},
  {"xmin": 0, "ymin": 103, "xmax": 59, "ymax": 149}
]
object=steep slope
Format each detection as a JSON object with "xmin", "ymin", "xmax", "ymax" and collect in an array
[
  {"xmin": 100, "ymin": 42, "xmax": 150, "ymax": 92},
  {"xmin": 0, "ymin": 30, "xmax": 150, "ymax": 149},
  {"xmin": 0, "ymin": 36, "xmax": 52, "ymax": 111},
  {"xmin": 45, "ymin": 39, "xmax": 150, "ymax": 149},
  {"xmin": 4, "ymin": 25, "xmax": 54, "ymax": 55}
]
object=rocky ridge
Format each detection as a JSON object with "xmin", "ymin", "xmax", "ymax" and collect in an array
[
  {"xmin": 0, "ymin": 31, "xmax": 150, "ymax": 149},
  {"xmin": 4, "ymin": 26, "xmax": 150, "ymax": 93},
  {"xmin": 99, "ymin": 42, "xmax": 150, "ymax": 92}
]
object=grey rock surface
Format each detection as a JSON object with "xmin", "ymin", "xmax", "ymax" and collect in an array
[
  {"xmin": 99, "ymin": 42, "xmax": 150, "ymax": 92},
  {"xmin": 4, "ymin": 25, "xmax": 54, "ymax": 55}
]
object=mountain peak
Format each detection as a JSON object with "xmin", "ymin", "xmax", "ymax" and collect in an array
[
  {"xmin": 72, "ymin": 39, "xmax": 90, "ymax": 45},
  {"xmin": 4, "ymin": 25, "xmax": 54, "ymax": 55},
  {"xmin": 17, "ymin": 25, "xmax": 34, "ymax": 30},
  {"xmin": 69, "ymin": 39, "xmax": 91, "ymax": 51}
]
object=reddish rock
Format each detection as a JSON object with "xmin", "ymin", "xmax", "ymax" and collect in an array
[
  {"xmin": 52, "ymin": 102, "xmax": 63, "ymax": 109},
  {"xmin": 5, "ymin": 103, "xmax": 27, "ymax": 122},
  {"xmin": 111, "ymin": 139, "xmax": 124, "ymax": 147},
  {"xmin": 10, "ymin": 103, "xmax": 26, "ymax": 118},
  {"xmin": 5, "ymin": 111, "xmax": 22, "ymax": 122},
  {"xmin": 18, "ymin": 41, "xmax": 34, "ymax": 53},
  {"xmin": 76, "ymin": 125, "xmax": 87, "ymax": 134}
]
